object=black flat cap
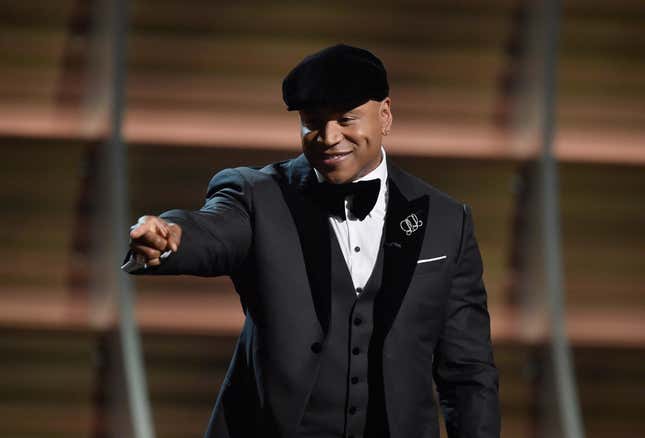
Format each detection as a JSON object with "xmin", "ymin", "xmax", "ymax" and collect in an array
[{"xmin": 282, "ymin": 44, "xmax": 389, "ymax": 111}]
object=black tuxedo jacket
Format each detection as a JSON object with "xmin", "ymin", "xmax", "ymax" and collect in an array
[{"xmin": 138, "ymin": 154, "xmax": 500, "ymax": 438}]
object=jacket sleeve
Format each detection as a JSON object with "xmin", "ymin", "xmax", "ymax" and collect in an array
[
  {"xmin": 432, "ymin": 204, "xmax": 501, "ymax": 438},
  {"xmin": 127, "ymin": 167, "xmax": 254, "ymax": 277}
]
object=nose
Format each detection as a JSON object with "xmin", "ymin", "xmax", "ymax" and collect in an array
[{"xmin": 318, "ymin": 121, "xmax": 343, "ymax": 146}]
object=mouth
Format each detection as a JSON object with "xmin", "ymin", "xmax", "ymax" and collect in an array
[{"xmin": 320, "ymin": 151, "xmax": 352, "ymax": 166}]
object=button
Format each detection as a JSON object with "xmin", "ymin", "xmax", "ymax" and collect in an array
[
  {"xmin": 349, "ymin": 406, "xmax": 357, "ymax": 415},
  {"xmin": 354, "ymin": 246, "xmax": 360, "ymax": 252},
  {"xmin": 355, "ymin": 287, "xmax": 363, "ymax": 294},
  {"xmin": 310, "ymin": 342, "xmax": 322, "ymax": 354},
  {"xmin": 351, "ymin": 376, "xmax": 359, "ymax": 384},
  {"xmin": 353, "ymin": 316, "xmax": 362, "ymax": 326},
  {"xmin": 352, "ymin": 347, "xmax": 360, "ymax": 355}
]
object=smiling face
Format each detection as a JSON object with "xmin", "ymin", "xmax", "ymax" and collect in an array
[{"xmin": 299, "ymin": 98, "xmax": 392, "ymax": 184}]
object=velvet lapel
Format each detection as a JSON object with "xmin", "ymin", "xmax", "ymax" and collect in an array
[
  {"xmin": 278, "ymin": 155, "xmax": 332, "ymax": 336},
  {"xmin": 376, "ymin": 166, "xmax": 429, "ymax": 338}
]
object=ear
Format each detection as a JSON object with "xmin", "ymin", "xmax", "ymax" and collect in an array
[{"xmin": 379, "ymin": 97, "xmax": 393, "ymax": 135}]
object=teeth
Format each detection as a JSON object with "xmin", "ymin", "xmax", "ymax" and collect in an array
[{"xmin": 322, "ymin": 152, "xmax": 350, "ymax": 162}]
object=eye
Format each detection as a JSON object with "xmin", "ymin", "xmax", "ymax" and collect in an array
[{"xmin": 338, "ymin": 117, "xmax": 354, "ymax": 125}]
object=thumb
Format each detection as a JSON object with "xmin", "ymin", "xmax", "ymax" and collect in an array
[{"xmin": 166, "ymin": 222, "xmax": 182, "ymax": 252}]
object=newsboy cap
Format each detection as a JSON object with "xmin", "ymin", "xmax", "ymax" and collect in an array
[{"xmin": 282, "ymin": 44, "xmax": 389, "ymax": 111}]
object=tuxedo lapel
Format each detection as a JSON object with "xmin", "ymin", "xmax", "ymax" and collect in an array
[
  {"xmin": 278, "ymin": 155, "xmax": 332, "ymax": 335},
  {"xmin": 377, "ymin": 166, "xmax": 429, "ymax": 337}
]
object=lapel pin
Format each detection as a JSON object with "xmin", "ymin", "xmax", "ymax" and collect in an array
[{"xmin": 400, "ymin": 213, "xmax": 423, "ymax": 236}]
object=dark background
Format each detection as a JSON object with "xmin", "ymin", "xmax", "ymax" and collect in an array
[{"xmin": 1, "ymin": 0, "xmax": 644, "ymax": 437}]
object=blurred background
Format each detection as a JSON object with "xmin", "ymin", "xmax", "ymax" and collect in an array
[{"xmin": 1, "ymin": 0, "xmax": 644, "ymax": 437}]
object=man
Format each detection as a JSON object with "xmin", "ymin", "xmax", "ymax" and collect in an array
[{"xmin": 124, "ymin": 44, "xmax": 500, "ymax": 438}]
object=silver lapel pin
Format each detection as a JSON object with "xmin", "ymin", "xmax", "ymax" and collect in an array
[{"xmin": 400, "ymin": 213, "xmax": 423, "ymax": 236}]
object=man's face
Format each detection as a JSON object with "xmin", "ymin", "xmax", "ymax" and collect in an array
[{"xmin": 299, "ymin": 98, "xmax": 392, "ymax": 184}]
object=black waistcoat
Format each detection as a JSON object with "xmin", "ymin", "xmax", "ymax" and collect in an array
[{"xmin": 298, "ymin": 227, "xmax": 389, "ymax": 438}]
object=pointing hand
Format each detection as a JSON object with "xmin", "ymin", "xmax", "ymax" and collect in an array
[{"xmin": 129, "ymin": 215, "xmax": 182, "ymax": 266}]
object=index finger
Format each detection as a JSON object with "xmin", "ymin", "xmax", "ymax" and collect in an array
[{"xmin": 130, "ymin": 216, "xmax": 167, "ymax": 239}]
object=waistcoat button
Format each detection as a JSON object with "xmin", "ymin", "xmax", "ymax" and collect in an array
[
  {"xmin": 349, "ymin": 406, "xmax": 357, "ymax": 415},
  {"xmin": 352, "ymin": 347, "xmax": 360, "ymax": 355},
  {"xmin": 353, "ymin": 316, "xmax": 362, "ymax": 325},
  {"xmin": 351, "ymin": 376, "xmax": 359, "ymax": 384},
  {"xmin": 310, "ymin": 342, "xmax": 322, "ymax": 353}
]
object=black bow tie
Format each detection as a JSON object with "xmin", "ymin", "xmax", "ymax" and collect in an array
[{"xmin": 312, "ymin": 179, "xmax": 381, "ymax": 221}]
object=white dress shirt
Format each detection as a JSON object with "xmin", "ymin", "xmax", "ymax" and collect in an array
[{"xmin": 314, "ymin": 147, "xmax": 388, "ymax": 294}]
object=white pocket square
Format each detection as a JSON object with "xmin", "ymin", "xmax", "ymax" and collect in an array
[{"xmin": 417, "ymin": 255, "xmax": 447, "ymax": 264}]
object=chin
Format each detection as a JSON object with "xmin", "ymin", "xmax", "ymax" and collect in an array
[
  {"xmin": 325, "ymin": 167, "xmax": 359, "ymax": 184},
  {"xmin": 320, "ymin": 173, "xmax": 347, "ymax": 184}
]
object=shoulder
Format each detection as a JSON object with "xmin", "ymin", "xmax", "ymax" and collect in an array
[
  {"xmin": 390, "ymin": 164, "xmax": 473, "ymax": 254},
  {"xmin": 205, "ymin": 158, "xmax": 296, "ymax": 198}
]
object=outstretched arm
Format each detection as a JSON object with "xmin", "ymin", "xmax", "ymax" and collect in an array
[
  {"xmin": 124, "ymin": 168, "xmax": 254, "ymax": 277},
  {"xmin": 432, "ymin": 204, "xmax": 501, "ymax": 438}
]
